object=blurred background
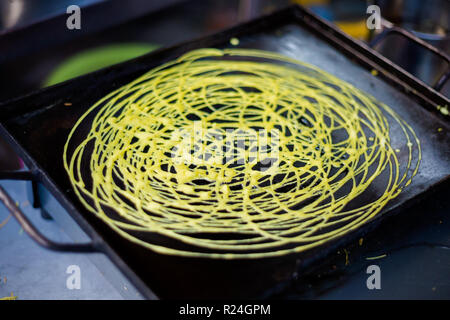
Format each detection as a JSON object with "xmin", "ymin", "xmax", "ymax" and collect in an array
[{"xmin": 0, "ymin": 0, "xmax": 448, "ymax": 104}]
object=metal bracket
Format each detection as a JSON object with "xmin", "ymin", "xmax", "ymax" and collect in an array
[
  {"xmin": 369, "ymin": 26, "xmax": 450, "ymax": 92},
  {"xmin": 0, "ymin": 170, "xmax": 100, "ymax": 253}
]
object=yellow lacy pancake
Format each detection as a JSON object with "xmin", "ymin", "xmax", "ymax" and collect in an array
[{"xmin": 63, "ymin": 48, "xmax": 421, "ymax": 259}]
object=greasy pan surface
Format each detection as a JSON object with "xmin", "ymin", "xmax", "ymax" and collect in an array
[{"xmin": 1, "ymin": 6, "xmax": 449, "ymax": 298}]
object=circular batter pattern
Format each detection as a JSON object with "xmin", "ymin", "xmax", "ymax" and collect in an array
[{"xmin": 64, "ymin": 48, "xmax": 421, "ymax": 259}]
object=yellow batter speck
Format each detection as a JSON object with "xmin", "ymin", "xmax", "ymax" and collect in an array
[{"xmin": 230, "ymin": 37, "xmax": 240, "ymax": 46}]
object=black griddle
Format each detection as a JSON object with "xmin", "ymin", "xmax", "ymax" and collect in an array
[{"xmin": 0, "ymin": 5, "xmax": 449, "ymax": 299}]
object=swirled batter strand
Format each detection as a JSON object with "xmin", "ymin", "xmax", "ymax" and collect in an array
[{"xmin": 64, "ymin": 48, "xmax": 421, "ymax": 259}]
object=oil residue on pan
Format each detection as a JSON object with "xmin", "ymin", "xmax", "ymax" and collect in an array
[{"xmin": 63, "ymin": 48, "xmax": 421, "ymax": 259}]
